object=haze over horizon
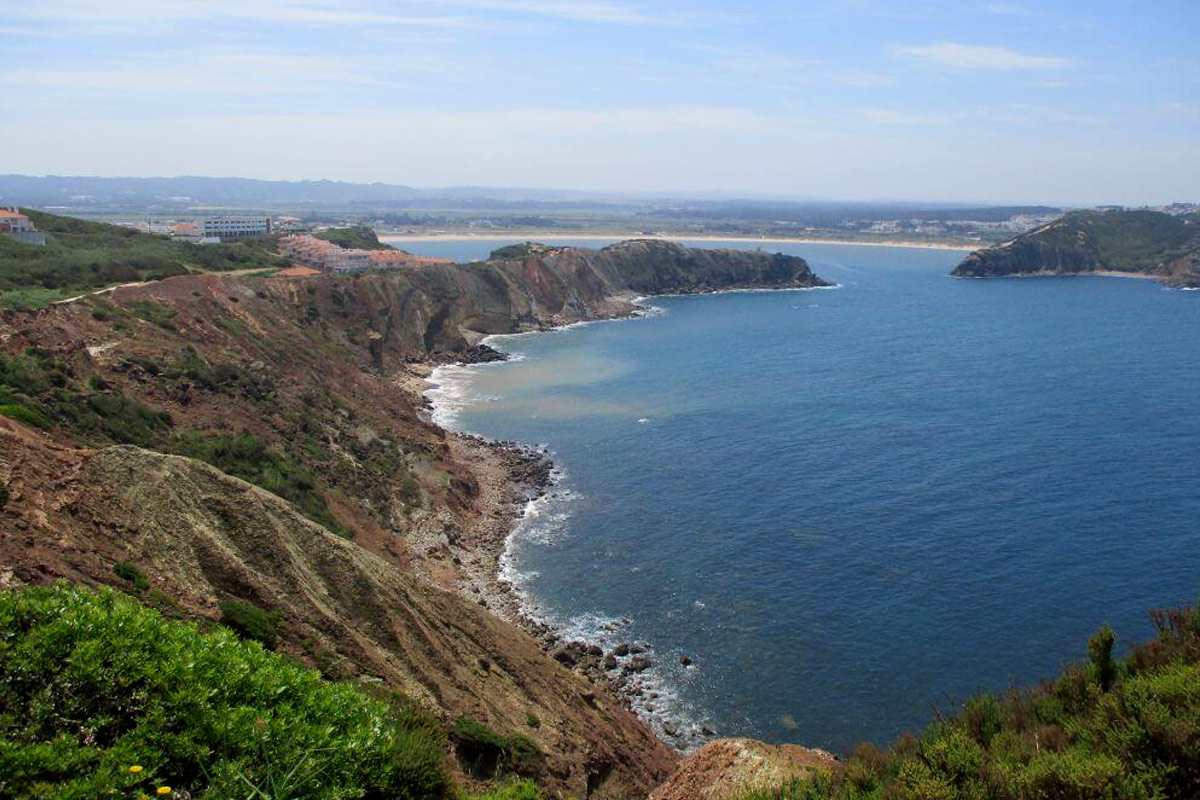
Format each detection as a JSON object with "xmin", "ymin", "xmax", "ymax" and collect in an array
[{"xmin": 3, "ymin": 0, "xmax": 1198, "ymax": 206}]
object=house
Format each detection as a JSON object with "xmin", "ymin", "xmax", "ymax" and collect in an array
[
  {"xmin": 0, "ymin": 208, "xmax": 47, "ymax": 245},
  {"xmin": 173, "ymin": 222, "xmax": 202, "ymax": 242}
]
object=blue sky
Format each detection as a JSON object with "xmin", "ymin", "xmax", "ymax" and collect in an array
[{"xmin": 2, "ymin": 0, "xmax": 1197, "ymax": 204}]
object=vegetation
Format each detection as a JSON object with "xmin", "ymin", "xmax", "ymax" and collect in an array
[
  {"xmin": 0, "ymin": 349, "xmax": 172, "ymax": 446},
  {"xmin": 450, "ymin": 718, "xmax": 545, "ymax": 779},
  {"xmin": 112, "ymin": 561, "xmax": 150, "ymax": 592},
  {"xmin": 0, "ymin": 209, "xmax": 285, "ymax": 308},
  {"xmin": 218, "ymin": 600, "xmax": 283, "ymax": 649},
  {"xmin": 0, "ymin": 584, "xmax": 454, "ymax": 800},
  {"xmin": 745, "ymin": 598, "xmax": 1200, "ymax": 800},
  {"xmin": 172, "ymin": 430, "xmax": 350, "ymax": 538},
  {"xmin": 314, "ymin": 226, "xmax": 392, "ymax": 251},
  {"xmin": 1035, "ymin": 210, "xmax": 1200, "ymax": 272}
]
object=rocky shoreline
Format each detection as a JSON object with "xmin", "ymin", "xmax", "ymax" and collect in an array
[{"xmin": 415, "ymin": 347, "xmax": 715, "ymax": 751}]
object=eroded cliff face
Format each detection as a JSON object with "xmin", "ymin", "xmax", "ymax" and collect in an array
[
  {"xmin": 350, "ymin": 239, "xmax": 828, "ymax": 367},
  {"xmin": 0, "ymin": 241, "xmax": 827, "ymax": 798},
  {"xmin": 0, "ymin": 425, "xmax": 674, "ymax": 799},
  {"xmin": 951, "ymin": 210, "xmax": 1200, "ymax": 287}
]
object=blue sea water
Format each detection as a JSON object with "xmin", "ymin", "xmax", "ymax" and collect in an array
[{"xmin": 414, "ymin": 238, "xmax": 1200, "ymax": 753}]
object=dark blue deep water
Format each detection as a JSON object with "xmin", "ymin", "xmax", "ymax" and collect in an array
[{"xmin": 415, "ymin": 238, "xmax": 1200, "ymax": 753}]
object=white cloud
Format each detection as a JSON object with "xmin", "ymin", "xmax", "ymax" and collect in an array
[{"xmin": 896, "ymin": 42, "xmax": 1071, "ymax": 70}]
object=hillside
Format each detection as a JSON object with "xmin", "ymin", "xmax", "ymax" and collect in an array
[
  {"xmin": 951, "ymin": 209, "xmax": 1200, "ymax": 287},
  {"xmin": 720, "ymin": 598, "xmax": 1200, "ymax": 800},
  {"xmin": 0, "ymin": 208, "xmax": 284, "ymax": 309},
  {"xmin": 315, "ymin": 224, "xmax": 395, "ymax": 250},
  {"xmin": 0, "ymin": 235, "xmax": 824, "ymax": 798}
]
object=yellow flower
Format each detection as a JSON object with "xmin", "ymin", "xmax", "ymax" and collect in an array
[
  {"xmin": 157, "ymin": 788, "xmax": 172, "ymax": 796},
  {"xmin": 129, "ymin": 766, "xmax": 144, "ymax": 774}
]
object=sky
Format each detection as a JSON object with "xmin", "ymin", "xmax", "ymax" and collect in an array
[{"xmin": 2, "ymin": 0, "xmax": 1198, "ymax": 205}]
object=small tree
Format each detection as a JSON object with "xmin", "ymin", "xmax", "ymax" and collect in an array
[{"xmin": 1088, "ymin": 623, "xmax": 1117, "ymax": 691}]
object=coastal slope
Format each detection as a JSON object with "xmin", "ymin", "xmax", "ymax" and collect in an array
[
  {"xmin": 951, "ymin": 209, "xmax": 1200, "ymax": 287},
  {"xmin": 0, "ymin": 234, "xmax": 827, "ymax": 798}
]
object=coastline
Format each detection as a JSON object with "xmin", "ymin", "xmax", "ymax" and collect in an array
[
  {"xmin": 379, "ymin": 231, "xmax": 978, "ymax": 252},
  {"xmin": 410, "ymin": 282, "xmax": 831, "ymax": 750}
]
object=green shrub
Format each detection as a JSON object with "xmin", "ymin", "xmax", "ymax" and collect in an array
[
  {"xmin": 172, "ymin": 430, "xmax": 350, "ymax": 538},
  {"xmin": 1088, "ymin": 623, "xmax": 1117, "ymax": 691},
  {"xmin": 127, "ymin": 299, "xmax": 177, "ymax": 330},
  {"xmin": 112, "ymin": 561, "xmax": 150, "ymax": 592},
  {"xmin": 0, "ymin": 402, "xmax": 51, "ymax": 429},
  {"xmin": 218, "ymin": 599, "xmax": 282, "ymax": 649},
  {"xmin": 741, "ymin": 597, "xmax": 1200, "ymax": 800},
  {"xmin": 467, "ymin": 779, "xmax": 544, "ymax": 800},
  {"xmin": 451, "ymin": 718, "xmax": 545, "ymax": 779},
  {"xmin": 0, "ymin": 584, "xmax": 451, "ymax": 800},
  {"xmin": 0, "ymin": 350, "xmax": 171, "ymax": 446}
]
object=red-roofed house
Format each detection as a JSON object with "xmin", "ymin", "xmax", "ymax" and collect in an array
[{"xmin": 0, "ymin": 208, "xmax": 46, "ymax": 245}]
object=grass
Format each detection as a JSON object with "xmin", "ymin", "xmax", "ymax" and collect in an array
[
  {"xmin": 0, "ymin": 583, "xmax": 454, "ymax": 800},
  {"xmin": 740, "ymin": 597, "xmax": 1200, "ymax": 800},
  {"xmin": 0, "ymin": 286, "xmax": 73, "ymax": 310},
  {"xmin": 0, "ymin": 349, "xmax": 172, "ymax": 446},
  {"xmin": 171, "ymin": 430, "xmax": 350, "ymax": 538},
  {"xmin": 0, "ymin": 208, "xmax": 285, "ymax": 299},
  {"xmin": 314, "ymin": 226, "xmax": 392, "ymax": 251}
]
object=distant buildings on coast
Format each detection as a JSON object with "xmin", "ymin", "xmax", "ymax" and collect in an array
[
  {"xmin": 114, "ymin": 215, "xmax": 305, "ymax": 243},
  {"xmin": 0, "ymin": 207, "xmax": 46, "ymax": 245},
  {"xmin": 278, "ymin": 234, "xmax": 449, "ymax": 274}
]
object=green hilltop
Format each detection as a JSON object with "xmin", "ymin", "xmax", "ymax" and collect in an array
[
  {"xmin": 953, "ymin": 209, "xmax": 1200, "ymax": 287},
  {"xmin": 0, "ymin": 209, "xmax": 285, "ymax": 309}
]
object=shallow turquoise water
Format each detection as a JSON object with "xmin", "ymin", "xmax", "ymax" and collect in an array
[{"xmin": 420, "ymin": 239, "xmax": 1200, "ymax": 752}]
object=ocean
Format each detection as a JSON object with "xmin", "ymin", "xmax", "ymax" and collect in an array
[{"xmin": 411, "ymin": 238, "xmax": 1200, "ymax": 753}]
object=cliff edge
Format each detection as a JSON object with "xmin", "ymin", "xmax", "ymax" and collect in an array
[{"xmin": 951, "ymin": 209, "xmax": 1200, "ymax": 288}]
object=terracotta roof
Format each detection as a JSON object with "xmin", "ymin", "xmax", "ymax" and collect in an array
[{"xmin": 274, "ymin": 265, "xmax": 322, "ymax": 277}]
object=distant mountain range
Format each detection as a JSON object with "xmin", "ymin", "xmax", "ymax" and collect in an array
[
  {"xmin": 0, "ymin": 174, "xmax": 1060, "ymax": 223},
  {"xmin": 952, "ymin": 209, "xmax": 1200, "ymax": 288}
]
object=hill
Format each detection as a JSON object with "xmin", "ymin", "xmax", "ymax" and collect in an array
[
  {"xmin": 314, "ymin": 224, "xmax": 395, "ymax": 250},
  {"xmin": 951, "ymin": 209, "xmax": 1200, "ymax": 287},
  {"xmin": 0, "ymin": 208, "xmax": 284, "ymax": 309},
  {"xmin": 0, "ymin": 232, "xmax": 824, "ymax": 798}
]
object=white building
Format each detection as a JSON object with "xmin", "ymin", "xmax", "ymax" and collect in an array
[{"xmin": 200, "ymin": 217, "xmax": 272, "ymax": 241}]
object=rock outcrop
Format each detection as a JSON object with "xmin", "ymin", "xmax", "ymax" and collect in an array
[
  {"xmin": 951, "ymin": 209, "xmax": 1200, "ymax": 288},
  {"xmin": 650, "ymin": 738, "xmax": 840, "ymax": 800}
]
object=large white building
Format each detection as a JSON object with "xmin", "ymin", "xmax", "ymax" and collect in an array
[{"xmin": 200, "ymin": 217, "xmax": 272, "ymax": 241}]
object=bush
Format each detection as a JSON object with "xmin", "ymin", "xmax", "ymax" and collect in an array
[
  {"xmin": 172, "ymin": 430, "xmax": 350, "ymax": 537},
  {"xmin": 112, "ymin": 561, "xmax": 150, "ymax": 592},
  {"xmin": 0, "ymin": 402, "xmax": 51, "ymax": 429},
  {"xmin": 451, "ymin": 718, "xmax": 545, "ymax": 779},
  {"xmin": 0, "ymin": 350, "xmax": 171, "ymax": 446},
  {"xmin": 0, "ymin": 584, "xmax": 451, "ymax": 800},
  {"xmin": 741, "ymin": 597, "xmax": 1200, "ymax": 800},
  {"xmin": 218, "ymin": 599, "xmax": 282, "ymax": 649}
]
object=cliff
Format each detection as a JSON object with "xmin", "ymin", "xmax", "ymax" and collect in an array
[
  {"xmin": 0, "ymin": 239, "xmax": 827, "ymax": 798},
  {"xmin": 951, "ymin": 209, "xmax": 1200, "ymax": 288}
]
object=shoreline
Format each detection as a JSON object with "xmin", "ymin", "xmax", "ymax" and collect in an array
[
  {"xmin": 379, "ymin": 231, "xmax": 978, "ymax": 252},
  {"xmin": 412, "ymin": 281, "xmax": 832, "ymax": 750}
]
